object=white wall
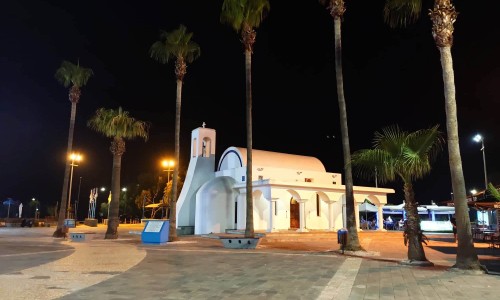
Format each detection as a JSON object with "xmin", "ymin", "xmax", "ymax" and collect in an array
[{"xmin": 194, "ymin": 176, "xmax": 237, "ymax": 235}]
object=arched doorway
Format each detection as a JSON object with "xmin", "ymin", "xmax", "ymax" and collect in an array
[{"xmin": 290, "ymin": 198, "xmax": 300, "ymax": 229}]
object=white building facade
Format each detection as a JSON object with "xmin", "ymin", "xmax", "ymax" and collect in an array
[{"xmin": 176, "ymin": 126, "xmax": 395, "ymax": 235}]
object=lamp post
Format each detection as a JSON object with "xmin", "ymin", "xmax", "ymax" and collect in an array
[
  {"xmin": 161, "ymin": 159, "xmax": 175, "ymax": 218},
  {"xmin": 99, "ymin": 187, "xmax": 106, "ymax": 223},
  {"xmin": 75, "ymin": 176, "xmax": 82, "ymax": 221},
  {"xmin": 67, "ymin": 153, "xmax": 82, "ymax": 219},
  {"xmin": 162, "ymin": 159, "xmax": 175, "ymax": 185},
  {"xmin": 473, "ymin": 134, "xmax": 488, "ymax": 190},
  {"xmin": 32, "ymin": 198, "xmax": 37, "ymax": 219},
  {"xmin": 122, "ymin": 187, "xmax": 127, "ymax": 222}
]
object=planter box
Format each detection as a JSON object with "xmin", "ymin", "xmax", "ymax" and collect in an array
[
  {"xmin": 84, "ymin": 218, "xmax": 98, "ymax": 227},
  {"xmin": 220, "ymin": 237, "xmax": 261, "ymax": 249},
  {"xmin": 4, "ymin": 218, "xmax": 22, "ymax": 227}
]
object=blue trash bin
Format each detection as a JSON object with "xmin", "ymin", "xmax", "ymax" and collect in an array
[{"xmin": 337, "ymin": 228, "xmax": 348, "ymax": 254}]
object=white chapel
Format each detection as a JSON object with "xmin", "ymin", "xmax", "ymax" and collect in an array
[{"xmin": 176, "ymin": 126, "xmax": 395, "ymax": 235}]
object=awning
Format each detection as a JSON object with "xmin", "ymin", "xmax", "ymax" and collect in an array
[
  {"xmin": 359, "ymin": 202, "xmax": 378, "ymax": 213},
  {"xmin": 468, "ymin": 201, "xmax": 500, "ymax": 210}
]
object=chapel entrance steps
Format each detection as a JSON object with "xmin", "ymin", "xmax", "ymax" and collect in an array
[{"xmin": 224, "ymin": 229, "xmax": 339, "ymax": 243}]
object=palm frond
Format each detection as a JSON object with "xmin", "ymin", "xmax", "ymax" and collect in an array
[
  {"xmin": 246, "ymin": 0, "xmax": 270, "ymax": 28},
  {"xmin": 150, "ymin": 25, "xmax": 200, "ymax": 65},
  {"xmin": 55, "ymin": 60, "xmax": 93, "ymax": 88},
  {"xmin": 351, "ymin": 149, "xmax": 396, "ymax": 184},
  {"xmin": 352, "ymin": 124, "xmax": 443, "ymax": 185},
  {"xmin": 487, "ymin": 183, "xmax": 500, "ymax": 201},
  {"xmin": 373, "ymin": 125, "xmax": 406, "ymax": 157},
  {"xmin": 383, "ymin": 0, "xmax": 422, "ymax": 28},
  {"xmin": 88, "ymin": 107, "xmax": 150, "ymax": 141},
  {"xmin": 402, "ymin": 125, "xmax": 443, "ymax": 180},
  {"xmin": 220, "ymin": 0, "xmax": 270, "ymax": 32},
  {"xmin": 406, "ymin": 124, "xmax": 444, "ymax": 163},
  {"xmin": 220, "ymin": 0, "xmax": 246, "ymax": 31},
  {"xmin": 150, "ymin": 39, "xmax": 172, "ymax": 64}
]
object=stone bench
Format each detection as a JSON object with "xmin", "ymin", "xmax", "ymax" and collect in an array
[
  {"xmin": 69, "ymin": 232, "xmax": 96, "ymax": 242},
  {"xmin": 219, "ymin": 237, "xmax": 261, "ymax": 249}
]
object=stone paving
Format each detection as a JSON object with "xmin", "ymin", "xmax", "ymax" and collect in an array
[{"xmin": 0, "ymin": 224, "xmax": 499, "ymax": 300}]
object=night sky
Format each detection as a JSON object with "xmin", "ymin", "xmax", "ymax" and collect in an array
[{"xmin": 1, "ymin": 0, "xmax": 499, "ymax": 216}]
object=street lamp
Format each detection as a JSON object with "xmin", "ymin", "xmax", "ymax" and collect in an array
[
  {"xmin": 161, "ymin": 159, "xmax": 175, "ymax": 219},
  {"xmin": 473, "ymin": 134, "xmax": 488, "ymax": 190},
  {"xmin": 67, "ymin": 153, "xmax": 82, "ymax": 219},
  {"xmin": 122, "ymin": 187, "xmax": 127, "ymax": 218},
  {"xmin": 32, "ymin": 198, "xmax": 37, "ymax": 219},
  {"xmin": 96, "ymin": 187, "xmax": 107, "ymax": 222},
  {"xmin": 161, "ymin": 159, "xmax": 175, "ymax": 184}
]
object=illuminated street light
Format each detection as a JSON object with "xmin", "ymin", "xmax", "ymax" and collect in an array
[
  {"xmin": 161, "ymin": 159, "xmax": 175, "ymax": 219},
  {"xmin": 473, "ymin": 134, "xmax": 488, "ymax": 190},
  {"xmin": 121, "ymin": 187, "xmax": 128, "ymax": 217},
  {"xmin": 161, "ymin": 159, "xmax": 175, "ymax": 184},
  {"xmin": 67, "ymin": 153, "xmax": 82, "ymax": 219},
  {"xmin": 32, "ymin": 197, "xmax": 38, "ymax": 219}
]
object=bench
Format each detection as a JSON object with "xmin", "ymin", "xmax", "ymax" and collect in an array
[{"xmin": 69, "ymin": 232, "xmax": 96, "ymax": 242}]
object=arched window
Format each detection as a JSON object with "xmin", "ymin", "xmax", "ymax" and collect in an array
[{"xmin": 202, "ymin": 137, "xmax": 211, "ymax": 157}]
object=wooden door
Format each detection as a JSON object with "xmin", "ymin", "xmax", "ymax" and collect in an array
[{"xmin": 290, "ymin": 198, "xmax": 300, "ymax": 229}]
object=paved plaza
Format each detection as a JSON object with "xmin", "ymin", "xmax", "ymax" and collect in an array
[{"xmin": 0, "ymin": 224, "xmax": 499, "ymax": 299}]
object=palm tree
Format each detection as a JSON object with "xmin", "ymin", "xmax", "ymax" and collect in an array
[
  {"xmin": 87, "ymin": 107, "xmax": 149, "ymax": 239},
  {"xmin": 220, "ymin": 0, "xmax": 270, "ymax": 239},
  {"xmin": 150, "ymin": 24, "xmax": 200, "ymax": 242},
  {"xmin": 351, "ymin": 125, "xmax": 444, "ymax": 265},
  {"xmin": 487, "ymin": 183, "xmax": 500, "ymax": 201},
  {"xmin": 319, "ymin": 0, "xmax": 362, "ymax": 251},
  {"xmin": 384, "ymin": 0, "xmax": 483, "ymax": 272},
  {"xmin": 52, "ymin": 60, "xmax": 93, "ymax": 238}
]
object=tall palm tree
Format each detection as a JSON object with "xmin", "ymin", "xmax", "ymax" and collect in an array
[
  {"xmin": 319, "ymin": 0, "xmax": 362, "ymax": 251},
  {"xmin": 220, "ymin": 0, "xmax": 270, "ymax": 239},
  {"xmin": 351, "ymin": 125, "xmax": 444, "ymax": 265},
  {"xmin": 150, "ymin": 24, "xmax": 200, "ymax": 242},
  {"xmin": 384, "ymin": 0, "xmax": 483, "ymax": 271},
  {"xmin": 52, "ymin": 60, "xmax": 93, "ymax": 238},
  {"xmin": 87, "ymin": 107, "xmax": 149, "ymax": 239}
]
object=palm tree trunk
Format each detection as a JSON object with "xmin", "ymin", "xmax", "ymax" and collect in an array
[
  {"xmin": 439, "ymin": 46, "xmax": 482, "ymax": 269},
  {"xmin": 334, "ymin": 17, "xmax": 362, "ymax": 251},
  {"xmin": 53, "ymin": 100, "xmax": 77, "ymax": 237},
  {"xmin": 169, "ymin": 78, "xmax": 182, "ymax": 242},
  {"xmin": 244, "ymin": 48, "xmax": 254, "ymax": 238},
  {"xmin": 403, "ymin": 182, "xmax": 428, "ymax": 262},
  {"xmin": 106, "ymin": 139, "xmax": 123, "ymax": 239}
]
